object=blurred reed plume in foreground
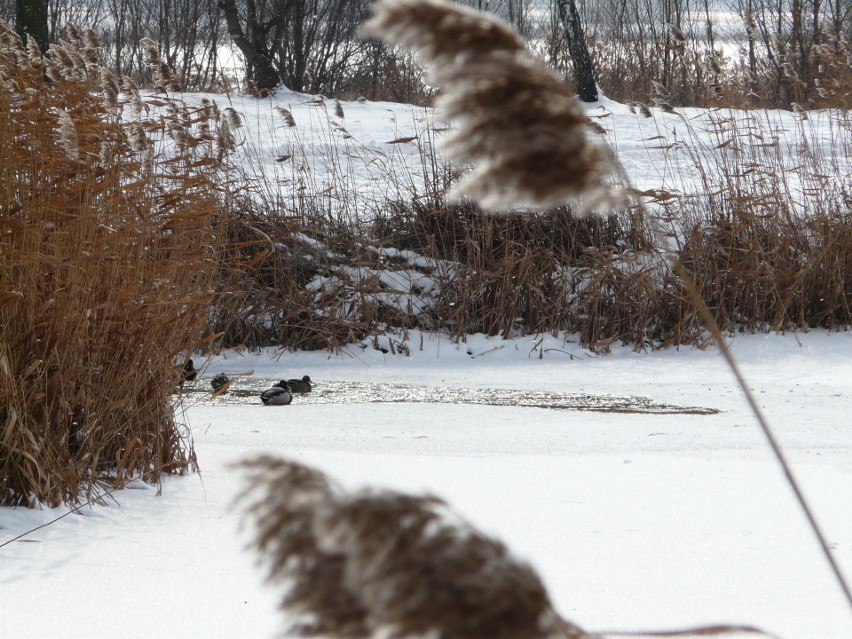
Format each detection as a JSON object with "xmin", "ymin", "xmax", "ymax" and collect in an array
[
  {"xmin": 362, "ymin": 0, "xmax": 621, "ymax": 213},
  {"xmin": 238, "ymin": 456, "xmax": 778, "ymax": 639},
  {"xmin": 0, "ymin": 21, "xmax": 235, "ymax": 506},
  {"xmin": 236, "ymin": 456, "xmax": 591, "ymax": 639}
]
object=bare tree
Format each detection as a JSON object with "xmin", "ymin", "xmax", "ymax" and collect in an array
[
  {"xmin": 219, "ymin": 0, "xmax": 281, "ymax": 93},
  {"xmin": 555, "ymin": 0, "xmax": 599, "ymax": 101},
  {"xmin": 15, "ymin": 0, "xmax": 48, "ymax": 50},
  {"xmin": 219, "ymin": 0, "xmax": 371, "ymax": 95}
]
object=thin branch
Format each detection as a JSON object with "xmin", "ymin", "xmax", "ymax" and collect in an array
[{"xmin": 0, "ymin": 484, "xmax": 122, "ymax": 549}]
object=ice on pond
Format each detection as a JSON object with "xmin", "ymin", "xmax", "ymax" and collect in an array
[{"xmin": 176, "ymin": 378, "xmax": 718, "ymax": 415}]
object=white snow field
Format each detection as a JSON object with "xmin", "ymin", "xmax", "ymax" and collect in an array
[
  {"xmin": 2, "ymin": 330, "xmax": 852, "ymax": 639},
  {"xmin": 2, "ymin": 58, "xmax": 851, "ymax": 639}
]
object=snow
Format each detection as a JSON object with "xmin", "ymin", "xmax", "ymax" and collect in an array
[
  {"xmin": 2, "ymin": 78, "xmax": 852, "ymax": 638},
  {"xmin": 3, "ymin": 330, "xmax": 852, "ymax": 638},
  {"xmin": 156, "ymin": 89, "xmax": 849, "ymax": 220}
]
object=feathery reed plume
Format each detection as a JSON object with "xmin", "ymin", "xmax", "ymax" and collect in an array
[
  {"xmin": 167, "ymin": 119, "xmax": 190, "ymax": 149},
  {"xmin": 651, "ymin": 80, "xmax": 674, "ymax": 112},
  {"xmin": 667, "ymin": 23, "xmax": 686, "ymax": 43},
  {"xmin": 80, "ymin": 26, "xmax": 100, "ymax": 67},
  {"xmin": 47, "ymin": 44, "xmax": 76, "ymax": 81},
  {"xmin": 223, "ymin": 106, "xmax": 242, "ymax": 129},
  {"xmin": 82, "ymin": 27, "xmax": 100, "ymax": 51},
  {"xmin": 99, "ymin": 67, "xmax": 119, "ymax": 110},
  {"xmin": 362, "ymin": 0, "xmax": 619, "ymax": 214},
  {"xmin": 127, "ymin": 121, "xmax": 147, "ymax": 153},
  {"xmin": 12, "ymin": 43, "xmax": 31, "ymax": 71},
  {"xmin": 214, "ymin": 115, "xmax": 236, "ymax": 160},
  {"xmin": 334, "ymin": 99, "xmax": 345, "ymax": 119},
  {"xmin": 139, "ymin": 36, "xmax": 181, "ymax": 91},
  {"xmin": 65, "ymin": 22, "xmax": 83, "ymax": 47},
  {"xmin": 237, "ymin": 456, "xmax": 591, "ymax": 639},
  {"xmin": 53, "ymin": 108, "xmax": 79, "ymax": 160},
  {"xmin": 275, "ymin": 106, "xmax": 296, "ymax": 127},
  {"xmin": 122, "ymin": 75, "xmax": 144, "ymax": 119},
  {"xmin": 238, "ymin": 457, "xmax": 777, "ymax": 639},
  {"xmin": 25, "ymin": 35, "xmax": 43, "ymax": 70},
  {"xmin": 200, "ymin": 97, "xmax": 219, "ymax": 121},
  {"xmin": 197, "ymin": 98, "xmax": 218, "ymax": 140},
  {"xmin": 140, "ymin": 36, "xmax": 161, "ymax": 68},
  {"xmin": 58, "ymin": 39, "xmax": 89, "ymax": 80},
  {"xmin": 0, "ymin": 18, "xmax": 23, "ymax": 49}
]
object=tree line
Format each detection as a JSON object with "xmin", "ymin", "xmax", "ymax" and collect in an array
[{"xmin": 4, "ymin": 0, "xmax": 850, "ymax": 107}]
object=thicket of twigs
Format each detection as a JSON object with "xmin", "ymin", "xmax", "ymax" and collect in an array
[{"xmin": 0, "ymin": 23, "xmax": 236, "ymax": 506}]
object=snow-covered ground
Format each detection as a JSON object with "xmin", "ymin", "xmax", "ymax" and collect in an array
[
  {"xmin": 3, "ymin": 50, "xmax": 851, "ymax": 638},
  {"xmin": 170, "ymin": 88, "xmax": 850, "ymax": 216},
  {"xmin": 3, "ymin": 330, "xmax": 852, "ymax": 638}
]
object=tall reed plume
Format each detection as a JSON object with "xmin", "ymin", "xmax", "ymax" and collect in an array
[
  {"xmin": 238, "ymin": 457, "xmax": 778, "ymax": 638},
  {"xmin": 236, "ymin": 456, "xmax": 591, "ymax": 639},
  {"xmin": 362, "ymin": 0, "xmax": 620, "ymax": 213}
]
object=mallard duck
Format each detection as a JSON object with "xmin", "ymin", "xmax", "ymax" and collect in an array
[
  {"xmin": 287, "ymin": 375, "xmax": 312, "ymax": 393},
  {"xmin": 261, "ymin": 380, "xmax": 293, "ymax": 405},
  {"xmin": 179, "ymin": 359, "xmax": 198, "ymax": 385},
  {"xmin": 211, "ymin": 373, "xmax": 230, "ymax": 392}
]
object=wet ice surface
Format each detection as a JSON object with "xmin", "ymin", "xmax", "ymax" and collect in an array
[{"xmin": 176, "ymin": 378, "xmax": 719, "ymax": 415}]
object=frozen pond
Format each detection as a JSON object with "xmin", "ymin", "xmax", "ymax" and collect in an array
[{"xmin": 176, "ymin": 378, "xmax": 719, "ymax": 415}]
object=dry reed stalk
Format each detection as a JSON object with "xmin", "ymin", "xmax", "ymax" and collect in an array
[
  {"xmin": 0, "ymin": 25, "xmax": 234, "ymax": 506},
  {"xmin": 362, "ymin": 0, "xmax": 620, "ymax": 213},
  {"xmin": 236, "ymin": 456, "xmax": 590, "ymax": 639}
]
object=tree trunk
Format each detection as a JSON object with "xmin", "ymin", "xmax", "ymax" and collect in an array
[
  {"xmin": 555, "ymin": 0, "xmax": 598, "ymax": 102},
  {"xmin": 219, "ymin": 0, "xmax": 281, "ymax": 94},
  {"xmin": 15, "ymin": 0, "xmax": 49, "ymax": 52}
]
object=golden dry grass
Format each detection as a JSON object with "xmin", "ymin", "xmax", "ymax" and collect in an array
[{"xmin": 0, "ymin": 22, "xmax": 233, "ymax": 506}]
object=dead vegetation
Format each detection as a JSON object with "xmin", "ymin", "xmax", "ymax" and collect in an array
[
  {"xmin": 363, "ymin": 0, "xmax": 620, "ymax": 212},
  {"xmin": 237, "ymin": 455, "xmax": 780, "ymax": 639},
  {"xmin": 0, "ymin": 22, "xmax": 236, "ymax": 506},
  {"xmin": 214, "ymin": 3, "xmax": 851, "ymax": 354}
]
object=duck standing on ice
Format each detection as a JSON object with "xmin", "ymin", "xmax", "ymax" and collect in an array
[{"xmin": 261, "ymin": 380, "xmax": 293, "ymax": 405}]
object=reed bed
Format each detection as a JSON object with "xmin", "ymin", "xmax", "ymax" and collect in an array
[
  {"xmin": 217, "ymin": 114, "xmax": 850, "ymax": 354},
  {"xmin": 651, "ymin": 106, "xmax": 852, "ymax": 335},
  {"xmin": 213, "ymin": 36, "xmax": 849, "ymax": 354},
  {"xmin": 0, "ymin": 23, "xmax": 234, "ymax": 506}
]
